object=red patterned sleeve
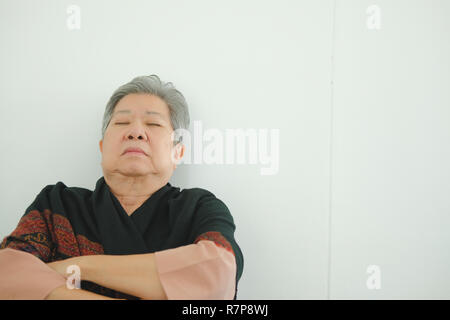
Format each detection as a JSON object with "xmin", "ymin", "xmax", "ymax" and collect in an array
[
  {"xmin": 193, "ymin": 231, "xmax": 236, "ymax": 257},
  {"xmin": 0, "ymin": 209, "xmax": 55, "ymax": 262}
]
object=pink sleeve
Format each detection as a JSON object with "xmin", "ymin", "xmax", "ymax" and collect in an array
[
  {"xmin": 0, "ymin": 248, "xmax": 67, "ymax": 300},
  {"xmin": 154, "ymin": 240, "xmax": 236, "ymax": 300}
]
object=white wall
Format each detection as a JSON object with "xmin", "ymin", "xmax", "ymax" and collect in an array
[{"xmin": 0, "ymin": 0, "xmax": 449, "ymax": 299}]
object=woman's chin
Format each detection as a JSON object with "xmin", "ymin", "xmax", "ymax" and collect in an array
[{"xmin": 120, "ymin": 164, "xmax": 153, "ymax": 176}]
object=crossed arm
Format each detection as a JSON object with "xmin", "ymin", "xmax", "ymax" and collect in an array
[
  {"xmin": 0, "ymin": 240, "xmax": 236, "ymax": 300},
  {"xmin": 46, "ymin": 252, "xmax": 167, "ymax": 300}
]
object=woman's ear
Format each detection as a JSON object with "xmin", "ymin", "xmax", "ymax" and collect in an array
[
  {"xmin": 178, "ymin": 143, "xmax": 185, "ymax": 159},
  {"xmin": 171, "ymin": 143, "xmax": 185, "ymax": 169},
  {"xmin": 99, "ymin": 140, "xmax": 103, "ymax": 153}
]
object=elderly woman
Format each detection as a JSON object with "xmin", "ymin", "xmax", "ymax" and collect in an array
[{"xmin": 0, "ymin": 75, "xmax": 244, "ymax": 300}]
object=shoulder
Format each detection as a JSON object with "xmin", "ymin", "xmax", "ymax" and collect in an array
[
  {"xmin": 36, "ymin": 181, "xmax": 92, "ymax": 198},
  {"xmin": 171, "ymin": 186, "xmax": 233, "ymax": 220},
  {"xmin": 31, "ymin": 181, "xmax": 92, "ymax": 209},
  {"xmin": 178, "ymin": 186, "xmax": 215, "ymax": 198},
  {"xmin": 174, "ymin": 186, "xmax": 229, "ymax": 208}
]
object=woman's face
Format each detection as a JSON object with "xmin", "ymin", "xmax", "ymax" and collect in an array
[{"xmin": 99, "ymin": 93, "xmax": 183, "ymax": 180}]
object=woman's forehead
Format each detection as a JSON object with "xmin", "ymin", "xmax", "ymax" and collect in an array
[{"xmin": 114, "ymin": 94, "xmax": 170, "ymax": 118}]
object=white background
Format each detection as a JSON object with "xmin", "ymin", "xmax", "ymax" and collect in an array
[{"xmin": 0, "ymin": 0, "xmax": 449, "ymax": 299}]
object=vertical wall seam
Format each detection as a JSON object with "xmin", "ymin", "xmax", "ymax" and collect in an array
[{"xmin": 327, "ymin": 0, "xmax": 337, "ymax": 301}]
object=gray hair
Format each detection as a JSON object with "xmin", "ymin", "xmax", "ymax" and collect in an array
[{"xmin": 101, "ymin": 75, "xmax": 190, "ymax": 145}]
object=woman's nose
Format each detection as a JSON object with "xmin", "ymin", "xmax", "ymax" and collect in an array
[
  {"xmin": 127, "ymin": 134, "xmax": 145, "ymax": 140},
  {"xmin": 126, "ymin": 123, "xmax": 148, "ymax": 140}
]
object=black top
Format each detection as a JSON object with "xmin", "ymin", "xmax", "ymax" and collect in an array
[{"xmin": 0, "ymin": 176, "xmax": 244, "ymax": 299}]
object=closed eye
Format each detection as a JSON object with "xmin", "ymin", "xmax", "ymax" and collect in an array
[{"xmin": 115, "ymin": 122, "xmax": 161, "ymax": 127}]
